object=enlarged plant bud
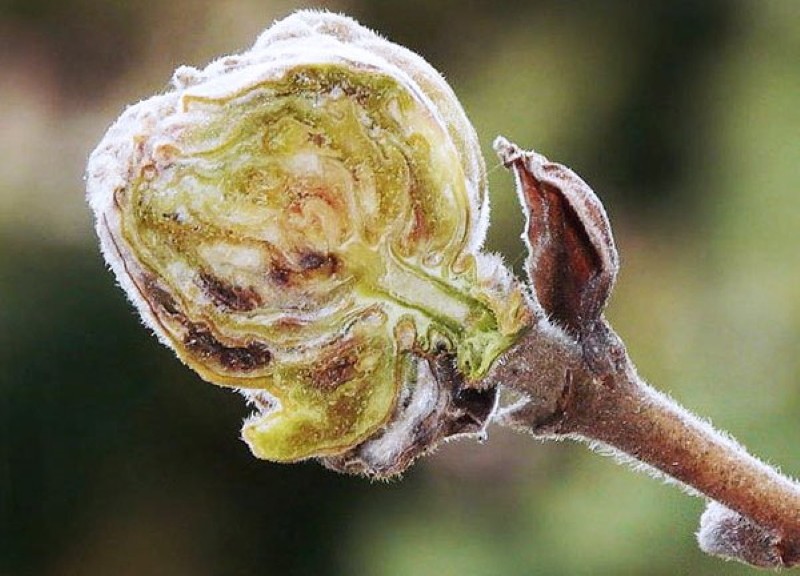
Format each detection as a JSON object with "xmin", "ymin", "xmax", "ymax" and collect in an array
[{"xmin": 86, "ymin": 11, "xmax": 531, "ymax": 475}]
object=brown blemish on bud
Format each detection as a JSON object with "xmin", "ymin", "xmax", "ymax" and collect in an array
[
  {"xmin": 268, "ymin": 252, "xmax": 340, "ymax": 288},
  {"xmin": 325, "ymin": 393, "xmax": 361, "ymax": 435},
  {"xmin": 275, "ymin": 317, "xmax": 307, "ymax": 331},
  {"xmin": 140, "ymin": 161, "xmax": 157, "ymax": 181},
  {"xmin": 268, "ymin": 265, "xmax": 291, "ymax": 287},
  {"xmin": 143, "ymin": 276, "xmax": 181, "ymax": 316},
  {"xmin": 312, "ymin": 356, "xmax": 356, "ymax": 390},
  {"xmin": 308, "ymin": 132, "xmax": 326, "ymax": 147},
  {"xmin": 113, "ymin": 186, "xmax": 126, "ymax": 210},
  {"xmin": 393, "ymin": 318, "xmax": 417, "ymax": 352},
  {"xmin": 153, "ymin": 143, "xmax": 181, "ymax": 164},
  {"xmin": 299, "ymin": 251, "xmax": 339, "ymax": 274},
  {"xmin": 198, "ymin": 271, "xmax": 263, "ymax": 312},
  {"xmin": 322, "ymin": 350, "xmax": 499, "ymax": 479},
  {"xmin": 337, "ymin": 82, "xmax": 370, "ymax": 105},
  {"xmin": 409, "ymin": 202, "xmax": 429, "ymax": 244},
  {"xmin": 311, "ymin": 351, "xmax": 357, "ymax": 391},
  {"xmin": 184, "ymin": 324, "xmax": 271, "ymax": 371}
]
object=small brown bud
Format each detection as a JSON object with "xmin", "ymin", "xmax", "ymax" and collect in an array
[{"xmin": 494, "ymin": 137, "xmax": 619, "ymax": 338}]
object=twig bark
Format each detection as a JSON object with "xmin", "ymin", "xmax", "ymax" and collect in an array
[
  {"xmin": 487, "ymin": 320, "xmax": 800, "ymax": 568},
  {"xmin": 490, "ymin": 137, "xmax": 800, "ymax": 568}
]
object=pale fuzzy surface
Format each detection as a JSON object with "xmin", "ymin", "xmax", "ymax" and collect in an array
[
  {"xmin": 357, "ymin": 358, "xmax": 452, "ymax": 470},
  {"xmin": 85, "ymin": 91, "xmax": 183, "ymax": 353},
  {"xmin": 698, "ymin": 502, "xmax": 747, "ymax": 558},
  {"xmin": 474, "ymin": 251, "xmax": 516, "ymax": 294},
  {"xmin": 697, "ymin": 502, "xmax": 782, "ymax": 567}
]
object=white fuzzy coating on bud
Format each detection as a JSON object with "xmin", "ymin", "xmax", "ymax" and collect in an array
[{"xmin": 698, "ymin": 502, "xmax": 784, "ymax": 567}]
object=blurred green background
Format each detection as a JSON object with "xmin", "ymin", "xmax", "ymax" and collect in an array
[{"xmin": 1, "ymin": 1, "xmax": 799, "ymax": 575}]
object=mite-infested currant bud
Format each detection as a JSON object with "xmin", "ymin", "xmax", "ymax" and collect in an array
[{"xmin": 86, "ymin": 10, "xmax": 531, "ymax": 477}]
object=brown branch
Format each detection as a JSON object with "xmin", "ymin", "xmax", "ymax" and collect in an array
[
  {"xmin": 487, "ymin": 321, "xmax": 800, "ymax": 568},
  {"xmin": 489, "ymin": 136, "xmax": 800, "ymax": 568}
]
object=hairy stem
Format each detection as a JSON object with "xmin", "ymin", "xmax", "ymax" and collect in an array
[{"xmin": 489, "ymin": 321, "xmax": 800, "ymax": 567}]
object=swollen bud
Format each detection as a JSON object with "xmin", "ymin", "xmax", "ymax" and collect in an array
[{"xmin": 86, "ymin": 11, "xmax": 531, "ymax": 476}]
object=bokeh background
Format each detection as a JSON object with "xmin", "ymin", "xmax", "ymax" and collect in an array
[{"xmin": 2, "ymin": 1, "xmax": 799, "ymax": 574}]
